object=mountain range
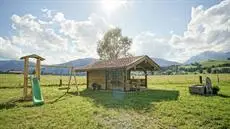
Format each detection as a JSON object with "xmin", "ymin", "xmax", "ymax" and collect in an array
[
  {"xmin": 0, "ymin": 51, "xmax": 229, "ymax": 74},
  {"xmin": 185, "ymin": 51, "xmax": 230, "ymax": 64},
  {"xmin": 0, "ymin": 57, "xmax": 179, "ymax": 73}
]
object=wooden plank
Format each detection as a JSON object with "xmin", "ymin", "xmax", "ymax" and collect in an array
[
  {"xmin": 105, "ymin": 70, "xmax": 108, "ymax": 90},
  {"xmin": 36, "ymin": 59, "xmax": 41, "ymax": 80},
  {"xmin": 124, "ymin": 69, "xmax": 126, "ymax": 91},
  {"xmin": 67, "ymin": 67, "xmax": 73, "ymax": 93},
  {"xmin": 126, "ymin": 57, "xmax": 146, "ymax": 70},
  {"xmin": 126, "ymin": 56, "xmax": 160, "ymax": 71},
  {"xmin": 23, "ymin": 57, "xmax": 29, "ymax": 98},
  {"xmin": 144, "ymin": 70, "xmax": 147, "ymax": 88},
  {"xmin": 86, "ymin": 71, "xmax": 89, "ymax": 89},
  {"xmin": 73, "ymin": 71, "xmax": 80, "ymax": 95},
  {"xmin": 20, "ymin": 54, "xmax": 45, "ymax": 61},
  {"xmin": 88, "ymin": 70, "xmax": 106, "ymax": 89}
]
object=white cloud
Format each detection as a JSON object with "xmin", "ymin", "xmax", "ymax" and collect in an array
[
  {"xmin": 53, "ymin": 12, "xmax": 65, "ymax": 22},
  {"xmin": 57, "ymin": 13, "xmax": 111, "ymax": 58},
  {"xmin": 131, "ymin": 32, "xmax": 172, "ymax": 59},
  {"xmin": 0, "ymin": 37, "xmax": 21, "ymax": 59},
  {"xmin": 169, "ymin": 0, "xmax": 230, "ymax": 61},
  {"xmin": 131, "ymin": 0, "xmax": 230, "ymax": 62},
  {"xmin": 1, "ymin": 0, "xmax": 230, "ymax": 64},
  {"xmin": 0, "ymin": 10, "xmax": 112, "ymax": 64}
]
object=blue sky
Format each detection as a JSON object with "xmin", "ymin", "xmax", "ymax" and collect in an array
[{"xmin": 0, "ymin": 0, "xmax": 229, "ymax": 64}]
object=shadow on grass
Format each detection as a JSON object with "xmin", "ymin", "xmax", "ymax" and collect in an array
[
  {"xmin": 48, "ymin": 93, "xmax": 68, "ymax": 104},
  {"xmin": 0, "ymin": 98, "xmax": 24, "ymax": 110},
  {"xmin": 0, "ymin": 102, "xmax": 17, "ymax": 110},
  {"xmin": 218, "ymin": 94, "xmax": 230, "ymax": 98},
  {"xmin": 72, "ymin": 89, "xmax": 179, "ymax": 111}
]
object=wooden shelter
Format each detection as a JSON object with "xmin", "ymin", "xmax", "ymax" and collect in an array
[{"xmin": 75, "ymin": 55, "xmax": 160, "ymax": 91}]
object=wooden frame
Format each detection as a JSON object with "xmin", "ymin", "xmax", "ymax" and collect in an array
[
  {"xmin": 20, "ymin": 54, "xmax": 45, "ymax": 99},
  {"xmin": 20, "ymin": 54, "xmax": 80, "ymax": 99},
  {"xmin": 67, "ymin": 67, "xmax": 79, "ymax": 95}
]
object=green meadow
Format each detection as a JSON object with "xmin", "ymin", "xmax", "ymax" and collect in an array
[{"xmin": 0, "ymin": 74, "xmax": 230, "ymax": 129}]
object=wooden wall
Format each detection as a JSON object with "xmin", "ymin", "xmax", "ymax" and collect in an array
[
  {"xmin": 88, "ymin": 70, "xmax": 106, "ymax": 89},
  {"xmin": 107, "ymin": 69, "xmax": 125, "ymax": 91}
]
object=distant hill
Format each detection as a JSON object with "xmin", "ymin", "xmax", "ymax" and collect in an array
[
  {"xmin": 41, "ymin": 58, "xmax": 97, "ymax": 74},
  {"xmin": 0, "ymin": 58, "xmax": 97, "ymax": 74},
  {"xmin": 57, "ymin": 58, "xmax": 97, "ymax": 68},
  {"xmin": 200, "ymin": 60, "xmax": 230, "ymax": 68},
  {"xmin": 0, "ymin": 57, "xmax": 180, "ymax": 74},
  {"xmin": 152, "ymin": 58, "xmax": 181, "ymax": 67},
  {"xmin": 185, "ymin": 51, "xmax": 230, "ymax": 64},
  {"xmin": 0, "ymin": 60, "xmax": 35, "ymax": 72}
]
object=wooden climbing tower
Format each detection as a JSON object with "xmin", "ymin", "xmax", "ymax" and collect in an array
[{"xmin": 20, "ymin": 54, "xmax": 45, "ymax": 99}]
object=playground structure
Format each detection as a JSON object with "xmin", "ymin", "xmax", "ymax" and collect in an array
[
  {"xmin": 20, "ymin": 54, "xmax": 79, "ymax": 104},
  {"xmin": 20, "ymin": 54, "xmax": 45, "ymax": 100},
  {"xmin": 41, "ymin": 65, "xmax": 79, "ymax": 93}
]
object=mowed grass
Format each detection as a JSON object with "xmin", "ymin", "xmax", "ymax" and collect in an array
[{"xmin": 0, "ymin": 74, "xmax": 230, "ymax": 129}]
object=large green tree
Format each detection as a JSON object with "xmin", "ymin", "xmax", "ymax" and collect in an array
[{"xmin": 97, "ymin": 28, "xmax": 132, "ymax": 60}]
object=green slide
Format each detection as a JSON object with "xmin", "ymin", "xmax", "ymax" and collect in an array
[{"xmin": 30, "ymin": 76, "xmax": 44, "ymax": 105}]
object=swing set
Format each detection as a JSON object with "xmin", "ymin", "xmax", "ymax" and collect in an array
[
  {"xmin": 20, "ymin": 54, "xmax": 79, "ymax": 103},
  {"xmin": 41, "ymin": 64, "xmax": 79, "ymax": 93}
]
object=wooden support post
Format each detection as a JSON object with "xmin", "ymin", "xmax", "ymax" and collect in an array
[
  {"xmin": 124, "ymin": 69, "xmax": 127, "ymax": 91},
  {"xmin": 36, "ymin": 59, "xmax": 41, "ymax": 80},
  {"xmin": 199, "ymin": 76, "xmax": 202, "ymax": 84},
  {"xmin": 105, "ymin": 70, "xmax": 108, "ymax": 90},
  {"xmin": 127, "ymin": 70, "xmax": 130, "ymax": 80},
  {"xmin": 86, "ymin": 71, "xmax": 89, "ymax": 89},
  {"xmin": 67, "ymin": 67, "xmax": 73, "ymax": 93},
  {"xmin": 144, "ymin": 71, "xmax": 147, "ymax": 88},
  {"xmin": 23, "ymin": 57, "xmax": 29, "ymax": 99},
  {"xmin": 73, "ymin": 71, "xmax": 79, "ymax": 95}
]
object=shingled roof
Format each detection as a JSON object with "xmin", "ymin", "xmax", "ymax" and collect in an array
[{"xmin": 75, "ymin": 55, "xmax": 159, "ymax": 71}]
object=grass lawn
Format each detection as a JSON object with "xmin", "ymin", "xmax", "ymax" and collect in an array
[
  {"xmin": 0, "ymin": 74, "xmax": 230, "ymax": 129},
  {"xmin": 200, "ymin": 60, "xmax": 230, "ymax": 68}
]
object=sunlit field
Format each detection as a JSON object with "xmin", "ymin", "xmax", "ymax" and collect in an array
[{"xmin": 0, "ymin": 74, "xmax": 230, "ymax": 129}]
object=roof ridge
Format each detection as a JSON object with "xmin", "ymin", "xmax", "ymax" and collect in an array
[
  {"xmin": 125, "ymin": 55, "xmax": 145, "ymax": 67},
  {"xmin": 75, "ymin": 55, "xmax": 158, "ymax": 71}
]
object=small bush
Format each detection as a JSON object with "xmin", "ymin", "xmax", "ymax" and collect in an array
[{"xmin": 212, "ymin": 86, "xmax": 220, "ymax": 95}]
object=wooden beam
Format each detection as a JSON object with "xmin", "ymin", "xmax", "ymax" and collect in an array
[
  {"xmin": 67, "ymin": 67, "xmax": 73, "ymax": 93},
  {"xmin": 36, "ymin": 59, "xmax": 41, "ymax": 80},
  {"xmin": 126, "ymin": 57, "xmax": 146, "ymax": 70},
  {"xmin": 73, "ymin": 71, "xmax": 79, "ymax": 95},
  {"xmin": 105, "ymin": 70, "xmax": 108, "ymax": 90},
  {"xmin": 86, "ymin": 71, "xmax": 89, "ymax": 89},
  {"xmin": 23, "ymin": 57, "xmax": 29, "ymax": 99},
  {"xmin": 126, "ymin": 56, "xmax": 160, "ymax": 71},
  {"xmin": 144, "ymin": 70, "xmax": 147, "ymax": 88},
  {"xmin": 127, "ymin": 70, "xmax": 130, "ymax": 80}
]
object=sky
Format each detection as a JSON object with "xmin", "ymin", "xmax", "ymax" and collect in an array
[{"xmin": 0, "ymin": 0, "xmax": 229, "ymax": 64}]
